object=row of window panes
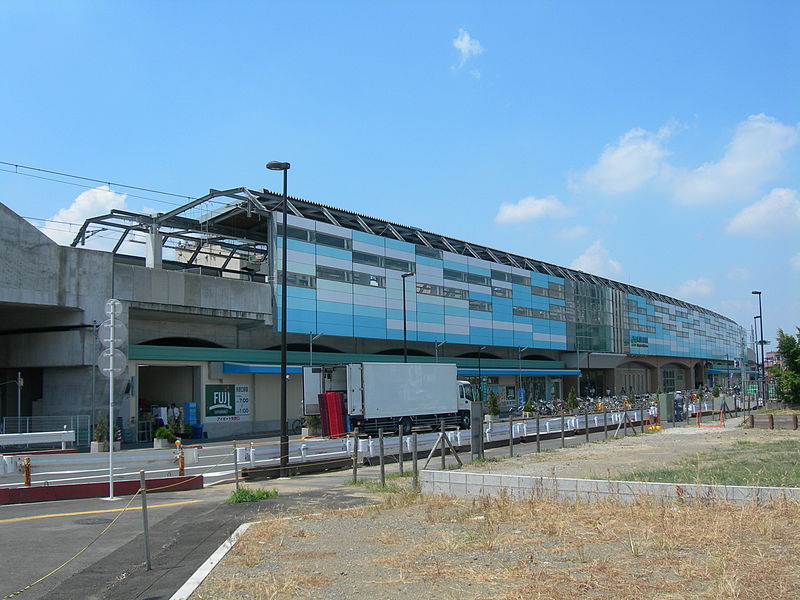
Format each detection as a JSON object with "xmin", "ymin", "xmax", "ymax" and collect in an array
[
  {"xmin": 278, "ymin": 272, "xmax": 316, "ymax": 288},
  {"xmin": 316, "ymin": 265, "xmax": 386, "ymax": 288},
  {"xmin": 415, "ymin": 282, "xmax": 469, "ymax": 301},
  {"xmin": 276, "ymin": 224, "xmax": 353, "ymax": 251},
  {"xmin": 443, "ymin": 268, "xmax": 491, "ymax": 287},
  {"xmin": 352, "ymin": 251, "xmax": 413, "ymax": 273}
]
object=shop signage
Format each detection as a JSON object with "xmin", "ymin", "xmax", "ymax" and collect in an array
[{"xmin": 205, "ymin": 384, "xmax": 251, "ymax": 422}]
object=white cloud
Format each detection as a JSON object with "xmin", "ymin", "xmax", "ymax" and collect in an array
[
  {"xmin": 570, "ymin": 240, "xmax": 622, "ymax": 278},
  {"xmin": 452, "ymin": 28, "xmax": 484, "ymax": 69},
  {"xmin": 39, "ymin": 186, "xmax": 128, "ymax": 246},
  {"xmin": 495, "ymin": 195, "xmax": 574, "ymax": 224},
  {"xmin": 570, "ymin": 124, "xmax": 674, "ymax": 195},
  {"xmin": 671, "ymin": 114, "xmax": 798, "ymax": 205},
  {"xmin": 791, "ymin": 252, "xmax": 800, "ymax": 272},
  {"xmin": 558, "ymin": 225, "xmax": 589, "ymax": 240},
  {"xmin": 726, "ymin": 267, "xmax": 751, "ymax": 281},
  {"xmin": 725, "ymin": 188, "xmax": 800, "ymax": 237},
  {"xmin": 676, "ymin": 277, "xmax": 715, "ymax": 299}
]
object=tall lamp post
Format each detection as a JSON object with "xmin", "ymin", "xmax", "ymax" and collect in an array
[
  {"xmin": 752, "ymin": 291, "xmax": 765, "ymax": 401},
  {"xmin": 267, "ymin": 160, "xmax": 291, "ymax": 476},
  {"xmin": 401, "ymin": 272, "xmax": 414, "ymax": 363},
  {"xmin": 309, "ymin": 333, "xmax": 322, "ymax": 367},
  {"xmin": 477, "ymin": 346, "xmax": 487, "ymax": 403},
  {"xmin": 517, "ymin": 346, "xmax": 528, "ymax": 407}
]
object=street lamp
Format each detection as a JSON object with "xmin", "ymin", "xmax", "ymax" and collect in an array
[
  {"xmin": 477, "ymin": 346, "xmax": 487, "ymax": 403},
  {"xmin": 401, "ymin": 272, "xmax": 414, "ymax": 363},
  {"xmin": 517, "ymin": 346, "xmax": 528, "ymax": 407},
  {"xmin": 434, "ymin": 341, "xmax": 444, "ymax": 363},
  {"xmin": 267, "ymin": 160, "xmax": 290, "ymax": 476},
  {"xmin": 752, "ymin": 291, "xmax": 765, "ymax": 400}
]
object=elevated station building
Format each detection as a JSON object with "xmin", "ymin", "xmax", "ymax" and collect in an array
[{"xmin": 0, "ymin": 187, "xmax": 749, "ymax": 441}]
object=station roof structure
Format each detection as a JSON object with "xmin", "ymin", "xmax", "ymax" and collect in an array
[{"xmin": 71, "ymin": 186, "xmax": 736, "ymax": 324}]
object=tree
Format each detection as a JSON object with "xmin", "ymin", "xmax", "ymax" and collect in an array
[
  {"xmin": 770, "ymin": 328, "xmax": 800, "ymax": 404},
  {"xmin": 487, "ymin": 390, "xmax": 499, "ymax": 417},
  {"xmin": 567, "ymin": 387, "xmax": 578, "ymax": 411}
]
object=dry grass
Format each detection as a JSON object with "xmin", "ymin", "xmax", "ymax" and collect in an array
[{"xmin": 192, "ymin": 490, "xmax": 800, "ymax": 600}]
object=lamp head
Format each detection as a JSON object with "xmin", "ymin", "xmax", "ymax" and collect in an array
[
  {"xmin": 266, "ymin": 161, "xmax": 291, "ymax": 171},
  {"xmin": 751, "ymin": 290, "xmax": 761, "ymax": 295}
]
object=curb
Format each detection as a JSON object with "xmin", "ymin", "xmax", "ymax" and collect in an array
[{"xmin": 169, "ymin": 521, "xmax": 253, "ymax": 600}]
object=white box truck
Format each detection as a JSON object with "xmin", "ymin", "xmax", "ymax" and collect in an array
[{"xmin": 303, "ymin": 362, "xmax": 474, "ymax": 434}]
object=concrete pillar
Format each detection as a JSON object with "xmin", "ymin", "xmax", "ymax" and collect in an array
[{"xmin": 145, "ymin": 225, "xmax": 162, "ymax": 269}]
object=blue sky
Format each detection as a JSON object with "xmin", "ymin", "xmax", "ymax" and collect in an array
[{"xmin": 1, "ymin": 1, "xmax": 798, "ymax": 350}]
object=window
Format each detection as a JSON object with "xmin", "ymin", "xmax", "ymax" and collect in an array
[
  {"xmin": 352, "ymin": 251, "xmax": 382, "ymax": 267},
  {"xmin": 491, "ymin": 270, "xmax": 512, "ymax": 282},
  {"xmin": 510, "ymin": 273, "xmax": 531, "ymax": 286},
  {"xmin": 316, "ymin": 265, "xmax": 350, "ymax": 283},
  {"xmin": 548, "ymin": 282, "xmax": 565, "ymax": 299},
  {"xmin": 466, "ymin": 273, "xmax": 491, "ymax": 286},
  {"xmin": 352, "ymin": 271, "xmax": 385, "ymax": 288},
  {"xmin": 415, "ymin": 246, "xmax": 442, "ymax": 260},
  {"xmin": 315, "ymin": 232, "xmax": 351, "ymax": 250},
  {"xmin": 531, "ymin": 285, "xmax": 548, "ymax": 297},
  {"xmin": 469, "ymin": 300, "xmax": 492, "ymax": 312},
  {"xmin": 443, "ymin": 268, "xmax": 467, "ymax": 282},
  {"xmin": 549, "ymin": 305, "xmax": 565, "ymax": 320},
  {"xmin": 278, "ymin": 272, "xmax": 316, "ymax": 288},
  {"xmin": 416, "ymin": 282, "xmax": 443, "ymax": 296},
  {"xmin": 443, "ymin": 287, "xmax": 468, "ymax": 300},
  {"xmin": 492, "ymin": 287, "xmax": 512, "ymax": 298},
  {"xmin": 276, "ymin": 224, "xmax": 312, "ymax": 242},
  {"xmin": 384, "ymin": 257, "xmax": 413, "ymax": 272}
]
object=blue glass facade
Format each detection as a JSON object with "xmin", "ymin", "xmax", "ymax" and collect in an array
[{"xmin": 273, "ymin": 212, "xmax": 743, "ymax": 362}]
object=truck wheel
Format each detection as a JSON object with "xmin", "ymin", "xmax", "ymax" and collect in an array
[
  {"xmin": 399, "ymin": 417, "xmax": 413, "ymax": 436},
  {"xmin": 459, "ymin": 412, "xmax": 470, "ymax": 430}
]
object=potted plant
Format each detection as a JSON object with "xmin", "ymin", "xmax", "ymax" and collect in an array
[
  {"xmin": 154, "ymin": 426, "xmax": 177, "ymax": 449},
  {"xmin": 522, "ymin": 399, "xmax": 534, "ymax": 419},
  {"xmin": 567, "ymin": 387, "xmax": 578, "ymax": 412},
  {"xmin": 91, "ymin": 417, "xmax": 108, "ymax": 453},
  {"xmin": 485, "ymin": 390, "xmax": 499, "ymax": 422},
  {"xmin": 304, "ymin": 415, "xmax": 321, "ymax": 436}
]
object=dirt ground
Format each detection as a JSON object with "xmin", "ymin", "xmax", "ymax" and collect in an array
[
  {"xmin": 191, "ymin": 420, "xmax": 800, "ymax": 600},
  {"xmin": 470, "ymin": 417, "xmax": 793, "ymax": 480}
]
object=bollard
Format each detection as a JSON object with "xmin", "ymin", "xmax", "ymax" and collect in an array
[
  {"xmin": 300, "ymin": 444, "xmax": 308, "ymax": 462},
  {"xmin": 560, "ymin": 414, "xmax": 565, "ymax": 448},
  {"xmin": 536, "ymin": 412, "xmax": 541, "ymax": 453},
  {"xmin": 178, "ymin": 446, "xmax": 185, "ymax": 476},
  {"xmin": 250, "ymin": 441, "xmax": 255, "ymax": 467},
  {"xmin": 139, "ymin": 470, "xmax": 152, "ymax": 571},
  {"xmin": 62, "ymin": 424, "xmax": 67, "ymax": 450},
  {"xmin": 398, "ymin": 427, "xmax": 404, "ymax": 476},
  {"xmin": 22, "ymin": 457, "xmax": 31, "ymax": 486},
  {"xmin": 378, "ymin": 428, "xmax": 385, "ymax": 488},
  {"xmin": 509, "ymin": 417, "xmax": 514, "ymax": 457},
  {"xmin": 233, "ymin": 440, "xmax": 239, "ymax": 491},
  {"xmin": 440, "ymin": 420, "xmax": 446, "ymax": 470},
  {"xmin": 412, "ymin": 432, "xmax": 419, "ymax": 491},
  {"xmin": 352, "ymin": 430, "xmax": 359, "ymax": 484}
]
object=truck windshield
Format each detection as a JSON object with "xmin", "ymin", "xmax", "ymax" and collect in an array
[{"xmin": 461, "ymin": 384, "xmax": 474, "ymax": 401}]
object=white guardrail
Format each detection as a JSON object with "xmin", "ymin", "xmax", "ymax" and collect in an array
[
  {"xmin": 0, "ymin": 430, "xmax": 76, "ymax": 448},
  {"xmin": 1, "ymin": 446, "xmax": 199, "ymax": 475},
  {"xmin": 240, "ymin": 410, "xmax": 651, "ymax": 467},
  {"xmin": 2, "ymin": 410, "xmax": 655, "ymax": 477}
]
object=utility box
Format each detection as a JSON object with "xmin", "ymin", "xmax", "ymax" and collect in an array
[{"xmin": 657, "ymin": 393, "xmax": 674, "ymax": 423}]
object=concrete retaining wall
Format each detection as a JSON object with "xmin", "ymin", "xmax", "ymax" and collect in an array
[{"xmin": 421, "ymin": 470, "xmax": 800, "ymax": 505}]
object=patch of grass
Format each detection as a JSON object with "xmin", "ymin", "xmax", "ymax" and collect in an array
[
  {"xmin": 468, "ymin": 456, "xmax": 501, "ymax": 465},
  {"xmin": 621, "ymin": 438, "xmax": 800, "ymax": 487},
  {"xmin": 226, "ymin": 487, "xmax": 278, "ymax": 503}
]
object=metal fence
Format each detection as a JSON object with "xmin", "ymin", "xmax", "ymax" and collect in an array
[{"xmin": 0, "ymin": 415, "xmax": 91, "ymax": 447}]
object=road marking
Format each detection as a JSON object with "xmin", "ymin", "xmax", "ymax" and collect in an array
[{"xmin": 0, "ymin": 499, "xmax": 200, "ymax": 524}]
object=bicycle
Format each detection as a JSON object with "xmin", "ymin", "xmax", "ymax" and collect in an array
[{"xmin": 290, "ymin": 417, "xmax": 306, "ymax": 435}]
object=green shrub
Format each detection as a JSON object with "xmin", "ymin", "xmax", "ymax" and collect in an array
[
  {"xmin": 712, "ymin": 385, "xmax": 721, "ymax": 398},
  {"xmin": 226, "ymin": 487, "xmax": 278, "ymax": 503},
  {"xmin": 487, "ymin": 390, "xmax": 499, "ymax": 416},
  {"xmin": 154, "ymin": 426, "xmax": 176, "ymax": 442},
  {"xmin": 567, "ymin": 387, "xmax": 578, "ymax": 410}
]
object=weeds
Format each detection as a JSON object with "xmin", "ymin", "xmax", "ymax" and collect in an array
[{"xmin": 225, "ymin": 487, "xmax": 278, "ymax": 503}]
